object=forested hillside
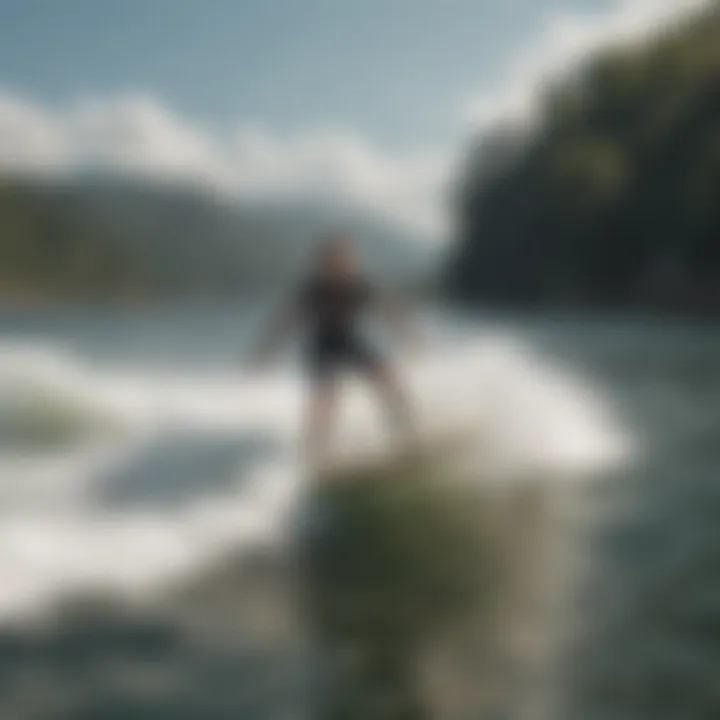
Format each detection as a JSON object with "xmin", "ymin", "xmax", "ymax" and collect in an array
[
  {"xmin": 0, "ymin": 176, "xmax": 427, "ymax": 302},
  {"xmin": 0, "ymin": 178, "xmax": 151, "ymax": 300},
  {"xmin": 447, "ymin": 6, "xmax": 720, "ymax": 313}
]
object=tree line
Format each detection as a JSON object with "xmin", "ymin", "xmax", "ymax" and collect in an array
[{"xmin": 447, "ymin": 5, "xmax": 720, "ymax": 314}]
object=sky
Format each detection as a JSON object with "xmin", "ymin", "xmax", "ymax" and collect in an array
[{"xmin": 0, "ymin": 0, "xmax": 709, "ymax": 238}]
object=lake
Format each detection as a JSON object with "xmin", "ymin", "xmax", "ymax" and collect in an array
[{"xmin": 0, "ymin": 304, "xmax": 717, "ymax": 719}]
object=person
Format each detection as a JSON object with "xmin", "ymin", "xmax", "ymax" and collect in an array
[{"xmin": 251, "ymin": 232, "xmax": 417, "ymax": 468}]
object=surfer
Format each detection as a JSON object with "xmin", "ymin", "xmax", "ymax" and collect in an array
[{"xmin": 251, "ymin": 232, "xmax": 417, "ymax": 467}]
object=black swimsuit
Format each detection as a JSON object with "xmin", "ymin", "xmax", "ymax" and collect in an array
[{"xmin": 299, "ymin": 276, "xmax": 383, "ymax": 381}]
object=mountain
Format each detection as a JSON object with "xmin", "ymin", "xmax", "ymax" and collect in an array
[
  {"xmin": 446, "ymin": 5, "xmax": 720, "ymax": 314},
  {"xmin": 0, "ymin": 174, "xmax": 432, "ymax": 302}
]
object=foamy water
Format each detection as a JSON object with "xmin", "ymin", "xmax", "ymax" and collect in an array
[{"xmin": 0, "ymin": 309, "xmax": 628, "ymax": 619}]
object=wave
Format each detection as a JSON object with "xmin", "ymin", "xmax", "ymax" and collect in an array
[
  {"xmin": 0, "ymin": 345, "xmax": 132, "ymax": 448},
  {"xmin": 0, "ymin": 332, "xmax": 630, "ymax": 619}
]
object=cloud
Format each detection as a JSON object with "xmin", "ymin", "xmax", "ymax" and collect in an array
[
  {"xmin": 0, "ymin": 0, "xmax": 708, "ymax": 240},
  {"xmin": 0, "ymin": 92, "xmax": 450, "ymax": 238},
  {"xmin": 230, "ymin": 127, "xmax": 450, "ymax": 235},
  {"xmin": 0, "ymin": 92, "xmax": 72, "ymax": 171},
  {"xmin": 462, "ymin": 0, "xmax": 711, "ymax": 131},
  {"xmin": 73, "ymin": 96, "xmax": 221, "ymax": 182}
]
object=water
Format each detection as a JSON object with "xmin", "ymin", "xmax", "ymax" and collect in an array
[
  {"xmin": 0, "ymin": 304, "xmax": 717, "ymax": 718},
  {"xmin": 540, "ymin": 318, "xmax": 720, "ymax": 720}
]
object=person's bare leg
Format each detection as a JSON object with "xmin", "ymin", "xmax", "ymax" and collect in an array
[
  {"xmin": 372, "ymin": 366, "xmax": 416, "ymax": 452},
  {"xmin": 304, "ymin": 378, "xmax": 338, "ymax": 472}
]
